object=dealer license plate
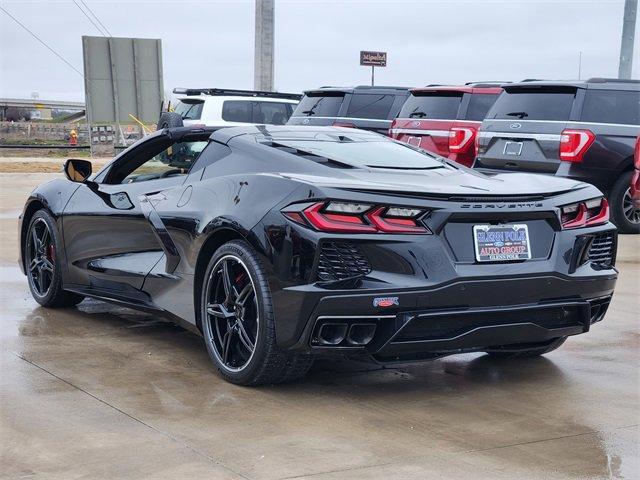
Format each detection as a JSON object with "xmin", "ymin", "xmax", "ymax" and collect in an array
[{"xmin": 473, "ymin": 224, "xmax": 531, "ymax": 262}]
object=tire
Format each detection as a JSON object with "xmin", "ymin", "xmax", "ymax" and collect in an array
[
  {"xmin": 485, "ymin": 337, "xmax": 567, "ymax": 359},
  {"xmin": 609, "ymin": 171, "xmax": 640, "ymax": 234},
  {"xmin": 200, "ymin": 240, "xmax": 313, "ymax": 385},
  {"xmin": 25, "ymin": 210, "xmax": 84, "ymax": 308},
  {"xmin": 157, "ymin": 111, "xmax": 183, "ymax": 130}
]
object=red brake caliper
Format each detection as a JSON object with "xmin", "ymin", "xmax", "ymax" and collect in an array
[{"xmin": 47, "ymin": 244, "xmax": 56, "ymax": 263}]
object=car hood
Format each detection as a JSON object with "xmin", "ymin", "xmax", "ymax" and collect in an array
[{"xmin": 276, "ymin": 166, "xmax": 590, "ymax": 197}]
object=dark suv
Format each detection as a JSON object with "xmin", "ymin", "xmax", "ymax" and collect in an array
[
  {"xmin": 475, "ymin": 78, "xmax": 640, "ymax": 233},
  {"xmin": 287, "ymin": 86, "xmax": 409, "ymax": 134}
]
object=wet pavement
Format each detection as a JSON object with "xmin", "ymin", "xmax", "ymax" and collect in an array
[{"xmin": 1, "ymin": 173, "xmax": 639, "ymax": 479}]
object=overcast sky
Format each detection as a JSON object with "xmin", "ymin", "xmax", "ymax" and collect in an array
[{"xmin": 0, "ymin": 0, "xmax": 638, "ymax": 101}]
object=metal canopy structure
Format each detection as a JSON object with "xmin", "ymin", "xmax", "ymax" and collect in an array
[{"xmin": 81, "ymin": 36, "xmax": 164, "ymax": 125}]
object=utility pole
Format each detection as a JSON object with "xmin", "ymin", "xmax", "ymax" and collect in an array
[
  {"xmin": 578, "ymin": 51, "xmax": 582, "ymax": 80},
  {"xmin": 254, "ymin": 0, "xmax": 274, "ymax": 91},
  {"xmin": 618, "ymin": 0, "xmax": 637, "ymax": 79}
]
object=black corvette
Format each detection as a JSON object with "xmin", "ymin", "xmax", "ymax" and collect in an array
[{"xmin": 19, "ymin": 125, "xmax": 618, "ymax": 385}]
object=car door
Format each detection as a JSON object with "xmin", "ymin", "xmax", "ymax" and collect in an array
[{"xmin": 62, "ymin": 133, "xmax": 208, "ymax": 295}]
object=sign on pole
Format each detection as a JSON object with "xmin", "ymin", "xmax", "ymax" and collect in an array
[
  {"xmin": 360, "ymin": 51, "xmax": 387, "ymax": 67},
  {"xmin": 360, "ymin": 51, "xmax": 387, "ymax": 86}
]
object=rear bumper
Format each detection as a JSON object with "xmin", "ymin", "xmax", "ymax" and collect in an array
[{"xmin": 284, "ymin": 272, "xmax": 616, "ymax": 361}]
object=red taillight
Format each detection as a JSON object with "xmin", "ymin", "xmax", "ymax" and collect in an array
[
  {"xmin": 561, "ymin": 198, "xmax": 609, "ymax": 229},
  {"xmin": 634, "ymin": 135, "xmax": 639, "ymax": 169},
  {"xmin": 302, "ymin": 202, "xmax": 376, "ymax": 233},
  {"xmin": 284, "ymin": 201, "xmax": 430, "ymax": 234},
  {"xmin": 365, "ymin": 207, "xmax": 427, "ymax": 233},
  {"xmin": 559, "ymin": 129, "xmax": 595, "ymax": 163},
  {"xmin": 332, "ymin": 121, "xmax": 357, "ymax": 128},
  {"xmin": 389, "ymin": 119, "xmax": 398, "ymax": 138},
  {"xmin": 449, "ymin": 127, "xmax": 475, "ymax": 153}
]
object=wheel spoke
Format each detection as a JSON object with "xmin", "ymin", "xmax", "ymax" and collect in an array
[
  {"xmin": 29, "ymin": 258, "xmax": 39, "ymax": 272},
  {"xmin": 222, "ymin": 329, "xmax": 233, "ymax": 364},
  {"xmin": 37, "ymin": 266, "xmax": 46, "ymax": 293},
  {"xmin": 31, "ymin": 228, "xmax": 40, "ymax": 251},
  {"xmin": 207, "ymin": 303, "xmax": 231, "ymax": 318},
  {"xmin": 221, "ymin": 260, "xmax": 234, "ymax": 301},
  {"xmin": 40, "ymin": 228, "xmax": 50, "ymax": 248},
  {"xmin": 41, "ymin": 258, "xmax": 54, "ymax": 273},
  {"xmin": 236, "ymin": 283, "xmax": 254, "ymax": 307},
  {"xmin": 236, "ymin": 320, "xmax": 255, "ymax": 352}
]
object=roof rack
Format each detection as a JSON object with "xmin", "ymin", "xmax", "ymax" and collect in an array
[
  {"xmin": 520, "ymin": 78, "xmax": 547, "ymax": 82},
  {"xmin": 172, "ymin": 87, "xmax": 301, "ymax": 100},
  {"xmin": 586, "ymin": 77, "xmax": 640, "ymax": 84},
  {"xmin": 352, "ymin": 85, "xmax": 409, "ymax": 90},
  {"xmin": 464, "ymin": 81, "xmax": 511, "ymax": 87}
]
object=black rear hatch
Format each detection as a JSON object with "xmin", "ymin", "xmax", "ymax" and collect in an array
[{"xmin": 475, "ymin": 85, "xmax": 580, "ymax": 173}]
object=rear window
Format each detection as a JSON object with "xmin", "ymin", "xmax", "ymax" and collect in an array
[
  {"xmin": 173, "ymin": 99, "xmax": 204, "ymax": 120},
  {"xmin": 487, "ymin": 87, "xmax": 576, "ymax": 121},
  {"xmin": 272, "ymin": 139, "xmax": 445, "ymax": 169},
  {"xmin": 346, "ymin": 94, "xmax": 396, "ymax": 119},
  {"xmin": 465, "ymin": 93, "xmax": 500, "ymax": 121},
  {"xmin": 222, "ymin": 101, "xmax": 294, "ymax": 124},
  {"xmin": 292, "ymin": 94, "xmax": 343, "ymax": 117},
  {"xmin": 581, "ymin": 89, "xmax": 640, "ymax": 125},
  {"xmin": 398, "ymin": 92, "xmax": 462, "ymax": 120}
]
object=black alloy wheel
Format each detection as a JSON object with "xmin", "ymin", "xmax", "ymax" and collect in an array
[
  {"xmin": 25, "ymin": 210, "xmax": 84, "ymax": 307},
  {"xmin": 200, "ymin": 240, "xmax": 313, "ymax": 385},
  {"xmin": 27, "ymin": 217, "xmax": 55, "ymax": 298},
  {"xmin": 622, "ymin": 187, "xmax": 640, "ymax": 226},
  {"xmin": 204, "ymin": 254, "xmax": 259, "ymax": 372}
]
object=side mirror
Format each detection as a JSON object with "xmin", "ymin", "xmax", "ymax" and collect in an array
[{"xmin": 63, "ymin": 159, "xmax": 92, "ymax": 183}]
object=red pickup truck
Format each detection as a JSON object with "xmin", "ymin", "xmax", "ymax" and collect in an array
[{"xmin": 389, "ymin": 83, "xmax": 504, "ymax": 167}]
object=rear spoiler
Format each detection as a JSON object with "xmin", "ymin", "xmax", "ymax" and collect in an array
[{"xmin": 173, "ymin": 87, "xmax": 301, "ymax": 100}]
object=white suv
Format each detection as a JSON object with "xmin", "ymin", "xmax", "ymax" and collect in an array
[{"xmin": 159, "ymin": 88, "xmax": 300, "ymax": 129}]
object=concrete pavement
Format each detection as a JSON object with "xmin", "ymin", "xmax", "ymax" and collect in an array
[{"xmin": 1, "ymin": 173, "xmax": 638, "ymax": 479}]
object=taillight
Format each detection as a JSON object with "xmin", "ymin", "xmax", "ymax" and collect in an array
[
  {"xmin": 283, "ymin": 201, "xmax": 430, "ymax": 234},
  {"xmin": 449, "ymin": 127, "xmax": 475, "ymax": 153},
  {"xmin": 559, "ymin": 129, "xmax": 595, "ymax": 163},
  {"xmin": 474, "ymin": 132, "xmax": 480, "ymax": 158},
  {"xmin": 634, "ymin": 135, "xmax": 639, "ymax": 169},
  {"xmin": 389, "ymin": 119, "xmax": 398, "ymax": 138},
  {"xmin": 332, "ymin": 121, "xmax": 357, "ymax": 128},
  {"xmin": 561, "ymin": 197, "xmax": 609, "ymax": 229}
]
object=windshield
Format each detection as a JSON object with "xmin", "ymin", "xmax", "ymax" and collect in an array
[
  {"xmin": 173, "ymin": 99, "xmax": 204, "ymax": 120},
  {"xmin": 487, "ymin": 87, "xmax": 577, "ymax": 121},
  {"xmin": 398, "ymin": 92, "xmax": 463, "ymax": 119},
  {"xmin": 292, "ymin": 94, "xmax": 344, "ymax": 117},
  {"xmin": 272, "ymin": 139, "xmax": 446, "ymax": 169}
]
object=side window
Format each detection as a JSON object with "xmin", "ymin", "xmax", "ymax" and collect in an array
[
  {"xmin": 346, "ymin": 94, "xmax": 395, "ymax": 119},
  {"xmin": 255, "ymin": 102, "xmax": 291, "ymax": 124},
  {"xmin": 581, "ymin": 89, "xmax": 640, "ymax": 125},
  {"xmin": 222, "ymin": 101, "xmax": 253, "ymax": 123},
  {"xmin": 189, "ymin": 141, "xmax": 232, "ymax": 175},
  {"xmin": 108, "ymin": 140, "xmax": 208, "ymax": 184}
]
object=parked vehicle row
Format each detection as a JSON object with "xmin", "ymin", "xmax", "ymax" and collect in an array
[
  {"xmin": 158, "ymin": 79, "xmax": 639, "ymax": 233},
  {"xmin": 388, "ymin": 78, "xmax": 640, "ymax": 233}
]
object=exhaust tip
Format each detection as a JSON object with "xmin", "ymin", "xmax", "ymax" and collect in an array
[
  {"xmin": 317, "ymin": 323, "xmax": 348, "ymax": 345},
  {"xmin": 347, "ymin": 323, "xmax": 377, "ymax": 346}
]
